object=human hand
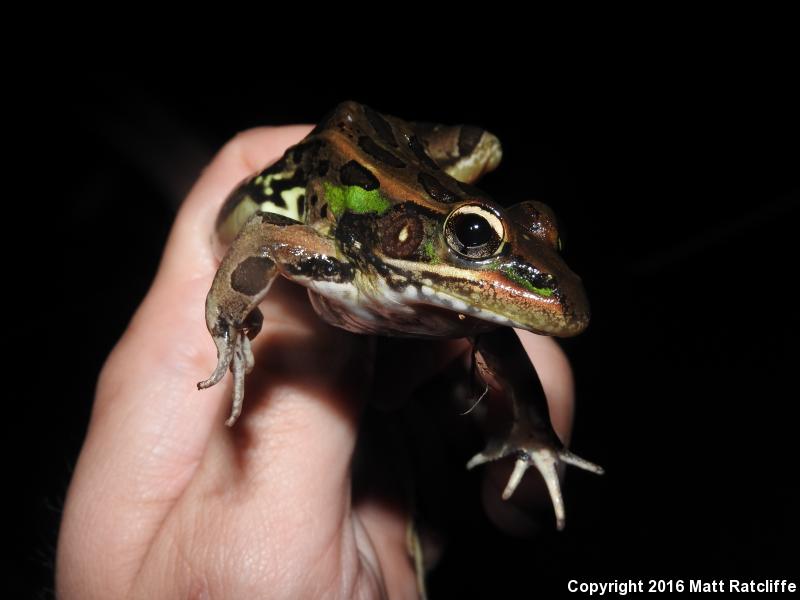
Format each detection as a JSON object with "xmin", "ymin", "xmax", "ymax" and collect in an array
[{"xmin": 56, "ymin": 126, "xmax": 576, "ymax": 599}]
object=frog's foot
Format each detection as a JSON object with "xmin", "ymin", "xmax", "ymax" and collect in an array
[
  {"xmin": 197, "ymin": 314, "xmax": 258, "ymax": 427},
  {"xmin": 467, "ymin": 432, "xmax": 604, "ymax": 530}
]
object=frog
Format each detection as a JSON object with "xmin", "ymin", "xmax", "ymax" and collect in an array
[{"xmin": 197, "ymin": 101, "xmax": 603, "ymax": 533}]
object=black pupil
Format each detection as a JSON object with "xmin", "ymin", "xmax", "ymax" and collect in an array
[{"xmin": 454, "ymin": 213, "xmax": 492, "ymax": 247}]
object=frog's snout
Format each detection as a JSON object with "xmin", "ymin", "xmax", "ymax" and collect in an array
[
  {"xmin": 536, "ymin": 270, "xmax": 590, "ymax": 336},
  {"xmin": 555, "ymin": 275, "xmax": 591, "ymax": 336},
  {"xmin": 497, "ymin": 234, "xmax": 591, "ymax": 336}
]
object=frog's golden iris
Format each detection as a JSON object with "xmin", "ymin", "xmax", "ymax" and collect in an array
[{"xmin": 444, "ymin": 203, "xmax": 505, "ymax": 259}]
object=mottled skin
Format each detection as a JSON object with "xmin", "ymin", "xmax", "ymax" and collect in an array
[{"xmin": 199, "ymin": 102, "xmax": 602, "ymax": 535}]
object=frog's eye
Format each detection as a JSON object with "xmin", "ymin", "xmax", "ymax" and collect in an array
[{"xmin": 444, "ymin": 204, "xmax": 504, "ymax": 259}]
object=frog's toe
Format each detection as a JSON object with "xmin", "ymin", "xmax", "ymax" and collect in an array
[
  {"xmin": 467, "ymin": 442, "xmax": 603, "ymax": 530},
  {"xmin": 226, "ymin": 331, "xmax": 255, "ymax": 426},
  {"xmin": 197, "ymin": 334, "xmax": 234, "ymax": 390},
  {"xmin": 197, "ymin": 324, "xmax": 255, "ymax": 427},
  {"xmin": 559, "ymin": 448, "xmax": 605, "ymax": 475},
  {"xmin": 465, "ymin": 434, "xmax": 505, "ymax": 469}
]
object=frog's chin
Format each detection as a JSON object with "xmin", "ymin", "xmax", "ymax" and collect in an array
[
  {"xmin": 456, "ymin": 303, "xmax": 588, "ymax": 337},
  {"xmin": 484, "ymin": 304, "xmax": 590, "ymax": 338}
]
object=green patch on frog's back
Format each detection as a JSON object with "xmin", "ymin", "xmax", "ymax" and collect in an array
[{"xmin": 323, "ymin": 182, "xmax": 391, "ymax": 217}]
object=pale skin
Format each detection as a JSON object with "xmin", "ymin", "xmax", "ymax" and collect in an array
[{"xmin": 56, "ymin": 126, "xmax": 577, "ymax": 599}]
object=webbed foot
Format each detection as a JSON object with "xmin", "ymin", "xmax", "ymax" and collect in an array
[
  {"xmin": 467, "ymin": 425, "xmax": 603, "ymax": 530},
  {"xmin": 467, "ymin": 327, "xmax": 604, "ymax": 530}
]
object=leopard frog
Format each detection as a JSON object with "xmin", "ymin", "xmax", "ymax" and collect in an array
[{"xmin": 198, "ymin": 101, "xmax": 603, "ymax": 530}]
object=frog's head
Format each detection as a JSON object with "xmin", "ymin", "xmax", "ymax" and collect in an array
[{"xmin": 378, "ymin": 199, "xmax": 590, "ymax": 336}]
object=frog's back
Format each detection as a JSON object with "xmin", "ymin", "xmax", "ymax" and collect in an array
[
  {"xmin": 217, "ymin": 101, "xmax": 502, "ymax": 247},
  {"xmin": 310, "ymin": 101, "xmax": 496, "ymax": 214}
]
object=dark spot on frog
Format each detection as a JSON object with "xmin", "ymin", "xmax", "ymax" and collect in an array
[
  {"xmin": 309, "ymin": 193, "xmax": 318, "ymax": 206},
  {"xmin": 408, "ymin": 135, "xmax": 440, "ymax": 171},
  {"xmin": 456, "ymin": 180, "xmax": 489, "ymax": 199},
  {"xmin": 320, "ymin": 203, "xmax": 328, "ymax": 219},
  {"xmin": 335, "ymin": 212, "xmax": 377, "ymax": 252},
  {"xmin": 286, "ymin": 255, "xmax": 355, "ymax": 283},
  {"xmin": 297, "ymin": 194, "xmax": 305, "ymax": 218},
  {"xmin": 290, "ymin": 139, "xmax": 323, "ymax": 164},
  {"xmin": 379, "ymin": 210, "xmax": 423, "ymax": 258},
  {"xmin": 417, "ymin": 172, "xmax": 460, "ymax": 203},
  {"xmin": 335, "ymin": 213, "xmax": 392, "ymax": 277},
  {"xmin": 357, "ymin": 136, "xmax": 406, "ymax": 168},
  {"xmin": 211, "ymin": 315, "xmax": 230, "ymax": 338},
  {"xmin": 231, "ymin": 256, "xmax": 276, "ymax": 296},
  {"xmin": 340, "ymin": 160, "xmax": 380, "ymax": 190},
  {"xmin": 316, "ymin": 160, "xmax": 330, "ymax": 176},
  {"xmin": 458, "ymin": 126, "xmax": 484, "ymax": 156},
  {"xmin": 363, "ymin": 105, "xmax": 398, "ymax": 147},
  {"xmin": 242, "ymin": 308, "xmax": 264, "ymax": 340}
]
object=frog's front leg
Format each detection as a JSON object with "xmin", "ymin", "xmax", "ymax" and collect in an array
[
  {"xmin": 198, "ymin": 211, "xmax": 350, "ymax": 426},
  {"xmin": 466, "ymin": 327, "xmax": 604, "ymax": 530}
]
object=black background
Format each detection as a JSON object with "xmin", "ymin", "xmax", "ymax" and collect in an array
[{"xmin": 13, "ymin": 60, "xmax": 798, "ymax": 598}]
